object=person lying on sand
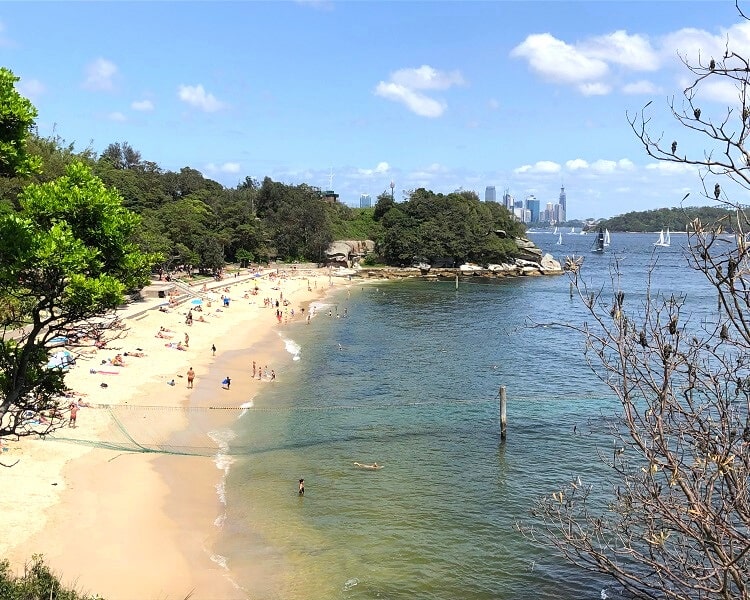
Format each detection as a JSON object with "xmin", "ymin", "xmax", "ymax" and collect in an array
[{"xmin": 353, "ymin": 462, "xmax": 383, "ymax": 470}]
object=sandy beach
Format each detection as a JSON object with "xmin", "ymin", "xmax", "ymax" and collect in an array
[{"xmin": 1, "ymin": 265, "xmax": 349, "ymax": 599}]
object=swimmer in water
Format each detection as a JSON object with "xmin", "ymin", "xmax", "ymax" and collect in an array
[{"xmin": 354, "ymin": 462, "xmax": 382, "ymax": 470}]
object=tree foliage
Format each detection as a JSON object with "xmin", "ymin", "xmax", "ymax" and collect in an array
[
  {"xmin": 524, "ymin": 12, "xmax": 750, "ymax": 599},
  {"xmin": 0, "ymin": 555, "xmax": 103, "ymax": 600},
  {"xmin": 0, "ymin": 162, "xmax": 159, "ymax": 440},
  {"xmin": 375, "ymin": 188, "xmax": 524, "ymax": 266},
  {"xmin": 0, "ymin": 68, "xmax": 42, "ymax": 178},
  {"xmin": 600, "ymin": 206, "xmax": 735, "ymax": 233}
]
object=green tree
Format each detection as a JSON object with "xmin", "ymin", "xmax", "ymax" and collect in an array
[
  {"xmin": 0, "ymin": 68, "xmax": 42, "ymax": 178},
  {"xmin": 0, "ymin": 162, "xmax": 159, "ymax": 440}
]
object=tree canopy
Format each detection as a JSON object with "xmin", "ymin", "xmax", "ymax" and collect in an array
[
  {"xmin": 599, "ymin": 206, "xmax": 734, "ymax": 233},
  {"xmin": 375, "ymin": 188, "xmax": 524, "ymax": 266}
]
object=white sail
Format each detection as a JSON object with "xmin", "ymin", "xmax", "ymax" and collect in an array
[
  {"xmin": 654, "ymin": 229, "xmax": 670, "ymax": 247},
  {"xmin": 556, "ymin": 233, "xmax": 563, "ymax": 245},
  {"xmin": 604, "ymin": 229, "xmax": 611, "ymax": 247}
]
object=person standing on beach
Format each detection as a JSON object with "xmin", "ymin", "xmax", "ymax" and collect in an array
[
  {"xmin": 212, "ymin": 344, "xmax": 216, "ymax": 356},
  {"xmin": 270, "ymin": 370, "xmax": 276, "ymax": 381},
  {"xmin": 298, "ymin": 479, "xmax": 305, "ymax": 496},
  {"xmin": 252, "ymin": 361, "xmax": 257, "ymax": 378},
  {"xmin": 68, "ymin": 402, "xmax": 79, "ymax": 428},
  {"xmin": 187, "ymin": 367, "xmax": 195, "ymax": 388}
]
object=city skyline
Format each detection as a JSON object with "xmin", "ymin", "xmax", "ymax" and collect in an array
[{"xmin": 3, "ymin": 2, "xmax": 749, "ymax": 219}]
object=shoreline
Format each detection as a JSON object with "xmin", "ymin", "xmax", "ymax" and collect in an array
[{"xmin": 2, "ymin": 267, "xmax": 345, "ymax": 599}]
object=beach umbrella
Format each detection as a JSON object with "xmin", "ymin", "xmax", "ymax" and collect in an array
[{"xmin": 191, "ymin": 298, "xmax": 203, "ymax": 305}]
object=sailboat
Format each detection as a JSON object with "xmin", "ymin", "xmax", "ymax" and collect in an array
[
  {"xmin": 556, "ymin": 232, "xmax": 563, "ymax": 245},
  {"xmin": 592, "ymin": 228, "xmax": 605, "ymax": 253},
  {"xmin": 654, "ymin": 228, "xmax": 671, "ymax": 247},
  {"xmin": 604, "ymin": 229, "xmax": 611, "ymax": 247},
  {"xmin": 570, "ymin": 227, "xmax": 575, "ymax": 234},
  {"xmin": 553, "ymin": 226, "xmax": 559, "ymax": 235}
]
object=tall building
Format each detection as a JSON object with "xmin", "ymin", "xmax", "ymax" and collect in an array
[
  {"xmin": 503, "ymin": 189, "xmax": 514, "ymax": 211},
  {"xmin": 526, "ymin": 195, "xmax": 540, "ymax": 223},
  {"xmin": 559, "ymin": 185, "xmax": 567, "ymax": 214},
  {"xmin": 359, "ymin": 193, "xmax": 372, "ymax": 209},
  {"xmin": 485, "ymin": 186, "xmax": 496, "ymax": 203}
]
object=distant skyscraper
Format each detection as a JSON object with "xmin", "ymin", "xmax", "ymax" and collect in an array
[
  {"xmin": 526, "ymin": 195, "xmax": 540, "ymax": 223},
  {"xmin": 359, "ymin": 193, "xmax": 372, "ymax": 209},
  {"xmin": 559, "ymin": 185, "xmax": 567, "ymax": 214},
  {"xmin": 503, "ymin": 189, "xmax": 514, "ymax": 211},
  {"xmin": 485, "ymin": 186, "xmax": 496, "ymax": 203}
]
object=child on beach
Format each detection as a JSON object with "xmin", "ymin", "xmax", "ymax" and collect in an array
[{"xmin": 222, "ymin": 377, "xmax": 231, "ymax": 389}]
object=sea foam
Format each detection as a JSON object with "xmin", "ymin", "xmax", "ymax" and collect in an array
[{"xmin": 280, "ymin": 334, "xmax": 301, "ymax": 361}]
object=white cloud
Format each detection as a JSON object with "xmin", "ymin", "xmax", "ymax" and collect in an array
[
  {"xmin": 131, "ymin": 99, "xmax": 154, "ymax": 111},
  {"xmin": 408, "ymin": 163, "xmax": 448, "ymax": 180},
  {"xmin": 375, "ymin": 82, "xmax": 446, "ymax": 118},
  {"xmin": 622, "ymin": 80, "xmax": 660, "ymax": 95},
  {"xmin": 694, "ymin": 78, "xmax": 742, "ymax": 105},
  {"xmin": 107, "ymin": 111, "xmax": 126, "ymax": 122},
  {"xmin": 18, "ymin": 78, "xmax": 45, "ymax": 100},
  {"xmin": 206, "ymin": 162, "xmax": 241, "ymax": 174},
  {"xmin": 83, "ymin": 58, "xmax": 118, "ymax": 91},
  {"xmin": 566, "ymin": 159, "xmax": 589, "ymax": 170},
  {"xmin": 645, "ymin": 161, "xmax": 698, "ymax": 174},
  {"xmin": 511, "ymin": 33, "xmax": 609, "ymax": 85},
  {"xmin": 514, "ymin": 161, "xmax": 561, "ymax": 174},
  {"xmin": 578, "ymin": 82, "xmax": 611, "ymax": 96},
  {"xmin": 580, "ymin": 31, "xmax": 660, "ymax": 71},
  {"xmin": 178, "ymin": 84, "xmax": 224, "ymax": 112},
  {"xmin": 357, "ymin": 162, "xmax": 390, "ymax": 177},
  {"xmin": 375, "ymin": 65, "xmax": 464, "ymax": 118},
  {"xmin": 390, "ymin": 65, "xmax": 464, "ymax": 90},
  {"xmin": 590, "ymin": 159, "xmax": 619, "ymax": 173}
]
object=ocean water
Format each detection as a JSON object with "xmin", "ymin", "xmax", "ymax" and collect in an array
[{"xmin": 212, "ymin": 232, "xmax": 719, "ymax": 599}]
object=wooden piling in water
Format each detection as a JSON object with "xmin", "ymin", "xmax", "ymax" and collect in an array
[
  {"xmin": 569, "ymin": 282, "xmax": 573, "ymax": 299},
  {"xmin": 500, "ymin": 386, "xmax": 507, "ymax": 441}
]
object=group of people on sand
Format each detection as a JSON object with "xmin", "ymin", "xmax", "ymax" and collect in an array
[{"xmin": 251, "ymin": 360, "xmax": 275, "ymax": 381}]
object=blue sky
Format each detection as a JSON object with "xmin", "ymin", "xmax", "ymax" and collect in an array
[{"xmin": 3, "ymin": 1, "xmax": 749, "ymax": 219}]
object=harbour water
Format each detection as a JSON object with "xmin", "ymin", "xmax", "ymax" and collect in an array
[{"xmin": 212, "ymin": 232, "xmax": 717, "ymax": 599}]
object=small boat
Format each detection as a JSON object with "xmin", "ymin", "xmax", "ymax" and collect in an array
[
  {"xmin": 591, "ymin": 228, "xmax": 605, "ymax": 253},
  {"xmin": 654, "ymin": 228, "xmax": 671, "ymax": 247},
  {"xmin": 556, "ymin": 233, "xmax": 563, "ymax": 245},
  {"xmin": 459, "ymin": 263, "xmax": 484, "ymax": 272},
  {"xmin": 604, "ymin": 229, "xmax": 611, "ymax": 247},
  {"xmin": 570, "ymin": 227, "xmax": 575, "ymax": 234}
]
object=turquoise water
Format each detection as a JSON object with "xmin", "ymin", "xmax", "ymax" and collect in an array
[{"xmin": 214, "ymin": 232, "xmax": 715, "ymax": 599}]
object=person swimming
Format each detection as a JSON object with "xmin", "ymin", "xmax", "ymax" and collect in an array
[{"xmin": 353, "ymin": 462, "xmax": 382, "ymax": 470}]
